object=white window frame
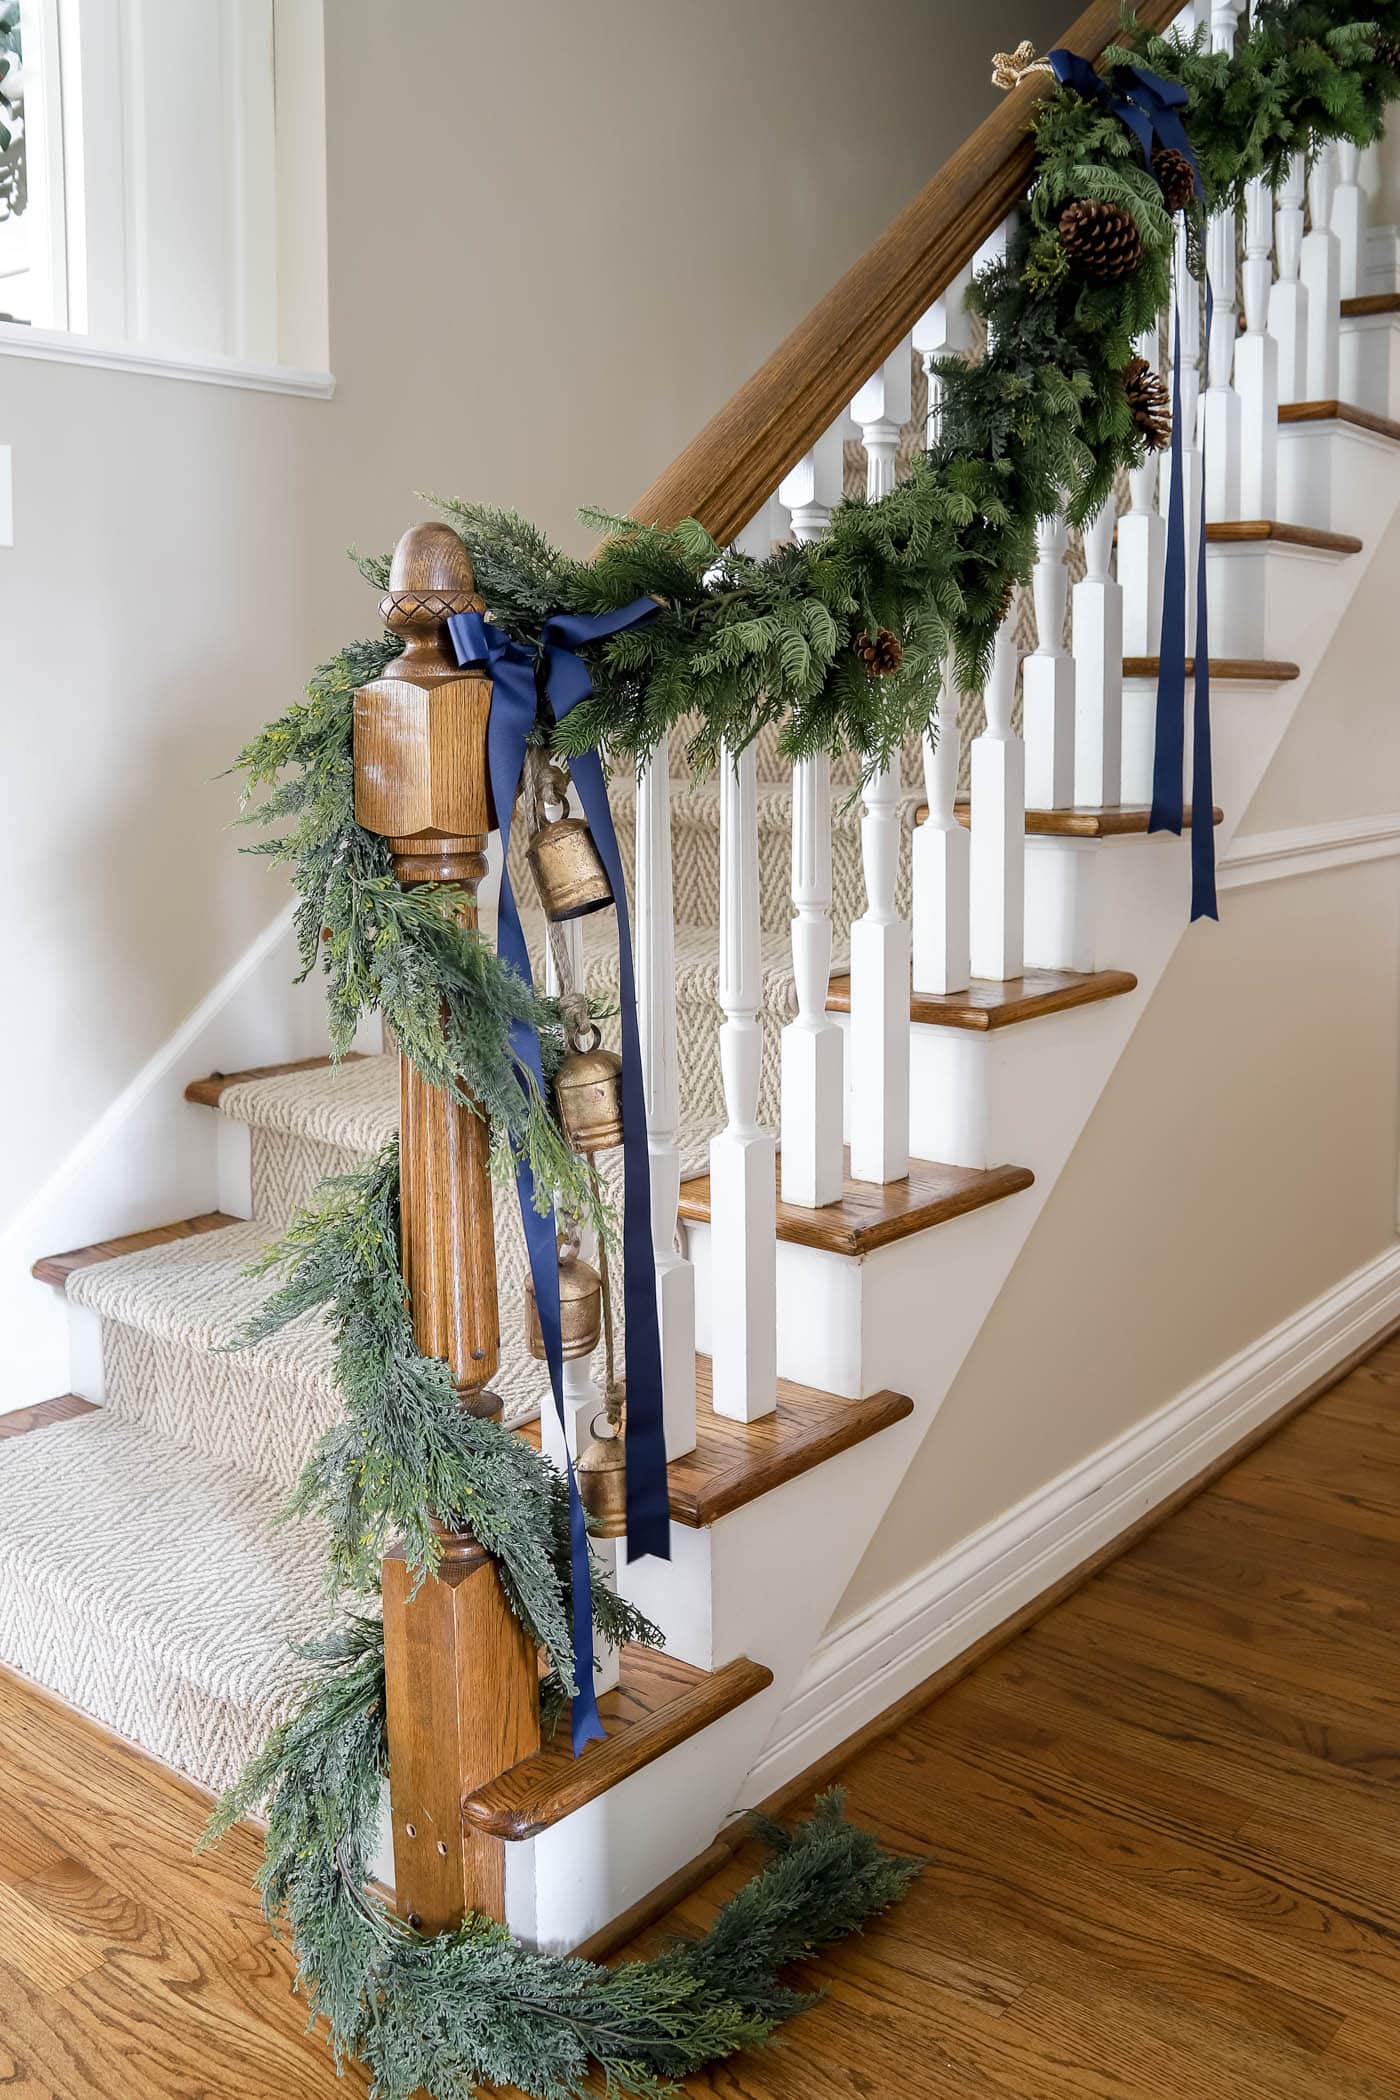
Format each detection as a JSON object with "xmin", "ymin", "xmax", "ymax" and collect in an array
[{"xmin": 0, "ymin": 0, "xmax": 331, "ymax": 397}]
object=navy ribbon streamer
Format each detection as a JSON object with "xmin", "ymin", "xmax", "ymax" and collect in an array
[
  {"xmin": 1149, "ymin": 287, "xmax": 1218, "ymax": 922},
  {"xmin": 1047, "ymin": 49, "xmax": 1202, "ymax": 196},
  {"xmin": 446, "ymin": 597, "xmax": 671, "ymax": 1752}
]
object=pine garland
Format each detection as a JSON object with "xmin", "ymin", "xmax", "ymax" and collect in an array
[
  {"xmin": 213, "ymin": 8, "xmax": 1400, "ymax": 2095},
  {"xmin": 201, "ymin": 1617, "xmax": 921, "ymax": 2100}
]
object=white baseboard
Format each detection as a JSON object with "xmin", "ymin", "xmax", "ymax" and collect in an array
[{"xmin": 746, "ymin": 1238, "xmax": 1400, "ymax": 1799}]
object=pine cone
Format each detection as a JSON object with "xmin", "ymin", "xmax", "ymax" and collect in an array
[
  {"xmin": 1151, "ymin": 145, "xmax": 1195, "ymax": 217},
  {"xmin": 1373, "ymin": 30, "xmax": 1400, "ymax": 72},
  {"xmin": 855, "ymin": 626, "xmax": 903, "ymax": 676},
  {"xmin": 1058, "ymin": 198, "xmax": 1143, "ymax": 285},
  {"xmin": 1122, "ymin": 354, "xmax": 1171, "ymax": 452},
  {"xmin": 994, "ymin": 575, "xmax": 1017, "ymax": 626}
]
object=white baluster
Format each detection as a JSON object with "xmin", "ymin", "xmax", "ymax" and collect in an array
[
  {"xmin": 1301, "ymin": 145, "xmax": 1341, "ymax": 400},
  {"xmin": 709, "ymin": 738, "xmax": 777, "ymax": 1420},
  {"xmin": 1119, "ymin": 326, "xmax": 1166, "ymax": 654},
  {"xmin": 1163, "ymin": 219, "xmax": 1204, "ymax": 648},
  {"xmin": 776, "ymin": 430, "xmax": 847, "ymax": 1211},
  {"xmin": 969, "ymin": 612, "xmax": 1024, "ymax": 981},
  {"xmin": 913, "ymin": 652, "xmax": 970, "ymax": 993},
  {"xmin": 1332, "ymin": 141, "xmax": 1368, "ymax": 300},
  {"xmin": 911, "ymin": 289, "xmax": 971, "ymax": 997},
  {"xmin": 635, "ymin": 753, "xmax": 697, "ymax": 1458},
  {"xmin": 1072, "ymin": 500, "xmax": 1122, "ymax": 807},
  {"xmin": 1024, "ymin": 511, "xmax": 1075, "ymax": 808},
  {"xmin": 1269, "ymin": 153, "xmax": 1310, "ymax": 403},
  {"xmin": 849, "ymin": 751, "xmax": 910, "ymax": 1182},
  {"xmin": 848, "ymin": 348, "xmax": 913, "ymax": 1185},
  {"xmin": 1236, "ymin": 175, "xmax": 1280, "ymax": 519},
  {"xmin": 913, "ymin": 265, "xmax": 973, "ymax": 449},
  {"xmin": 1203, "ymin": 0, "xmax": 1243, "ymax": 520}
]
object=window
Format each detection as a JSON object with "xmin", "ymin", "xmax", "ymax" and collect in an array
[{"xmin": 0, "ymin": 0, "xmax": 328, "ymax": 386}]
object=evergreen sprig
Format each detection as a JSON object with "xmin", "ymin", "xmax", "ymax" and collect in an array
[
  {"xmin": 234, "ymin": 1146, "xmax": 657, "ymax": 1680},
  {"xmin": 205, "ymin": 1620, "xmax": 922, "ymax": 2100}
]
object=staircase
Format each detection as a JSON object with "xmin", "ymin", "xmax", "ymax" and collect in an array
[{"xmin": 6, "ymin": 0, "xmax": 1400, "ymax": 1963}]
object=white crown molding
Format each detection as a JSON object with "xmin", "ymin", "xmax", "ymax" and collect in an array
[
  {"xmin": 1218, "ymin": 811, "xmax": 1400, "ymax": 888},
  {"xmin": 0, "ymin": 322, "xmax": 335, "ymax": 398},
  {"xmin": 746, "ymin": 1238, "xmax": 1400, "ymax": 1802}
]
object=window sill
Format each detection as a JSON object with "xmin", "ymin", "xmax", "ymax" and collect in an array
[{"xmin": 0, "ymin": 323, "xmax": 335, "ymax": 399}]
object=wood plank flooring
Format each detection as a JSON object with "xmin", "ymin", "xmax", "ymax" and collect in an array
[{"xmin": 1, "ymin": 1333, "xmax": 1398, "ymax": 2095}]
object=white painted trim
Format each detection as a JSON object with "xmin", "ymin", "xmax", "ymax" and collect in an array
[
  {"xmin": 1219, "ymin": 811, "xmax": 1400, "ymax": 887},
  {"xmin": 748, "ymin": 1239, "xmax": 1400, "ymax": 1798},
  {"xmin": 0, "ymin": 321, "xmax": 335, "ymax": 396}
]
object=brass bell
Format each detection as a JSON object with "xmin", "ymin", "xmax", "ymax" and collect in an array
[
  {"xmin": 525, "ymin": 1239, "xmax": 602, "ymax": 1361},
  {"xmin": 526, "ymin": 815, "xmax": 614, "ymax": 922},
  {"xmin": 554, "ymin": 1026, "xmax": 624, "ymax": 1153},
  {"xmin": 575, "ymin": 1402, "xmax": 628, "ymax": 1537}
]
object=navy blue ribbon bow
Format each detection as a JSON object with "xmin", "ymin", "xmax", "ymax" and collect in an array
[
  {"xmin": 1048, "ymin": 49, "xmax": 1202, "ymax": 197},
  {"xmin": 447, "ymin": 596, "xmax": 671, "ymax": 1754}
]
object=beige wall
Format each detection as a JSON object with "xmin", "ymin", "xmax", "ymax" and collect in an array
[
  {"xmin": 1, "ymin": 0, "xmax": 1067, "ymax": 1223},
  {"xmin": 839, "ymin": 515, "xmax": 1400, "ymax": 1616}
]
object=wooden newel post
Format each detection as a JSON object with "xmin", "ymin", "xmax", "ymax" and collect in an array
[{"xmin": 353, "ymin": 522, "xmax": 540, "ymax": 1934}]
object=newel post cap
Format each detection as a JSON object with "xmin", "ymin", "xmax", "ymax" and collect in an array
[{"xmin": 353, "ymin": 521, "xmax": 494, "ymax": 843}]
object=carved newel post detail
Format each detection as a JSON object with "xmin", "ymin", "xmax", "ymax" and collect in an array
[{"xmin": 354, "ymin": 522, "xmax": 539, "ymax": 1936}]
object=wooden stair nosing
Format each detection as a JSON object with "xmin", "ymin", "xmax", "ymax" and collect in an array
[
  {"xmin": 827, "ymin": 966, "xmax": 1137, "ymax": 1033},
  {"xmin": 31, "ymin": 1212, "xmax": 241, "ymax": 1288},
  {"xmin": 1204, "ymin": 518, "xmax": 1362, "ymax": 555},
  {"xmin": 1279, "ymin": 397, "xmax": 1400, "ymax": 443},
  {"xmin": 519, "ymin": 1367, "xmax": 915, "ymax": 1529},
  {"xmin": 1122, "ymin": 655, "xmax": 1298, "ymax": 680},
  {"xmin": 1341, "ymin": 292, "xmax": 1400, "ymax": 319},
  {"xmin": 0, "ymin": 1395, "xmax": 98, "ymax": 1442},
  {"xmin": 679, "ymin": 1149, "xmax": 1032, "ymax": 1258},
  {"xmin": 462, "ymin": 1650, "xmax": 773, "ymax": 1840},
  {"xmin": 184, "ymin": 1050, "xmax": 367, "ymax": 1108},
  {"xmin": 942, "ymin": 800, "xmax": 1224, "ymax": 839}
]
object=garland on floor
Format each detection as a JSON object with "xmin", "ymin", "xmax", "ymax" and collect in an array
[
  {"xmin": 217, "ymin": 7, "xmax": 1400, "ymax": 2095},
  {"xmin": 201, "ymin": 1619, "xmax": 918, "ymax": 2100}
]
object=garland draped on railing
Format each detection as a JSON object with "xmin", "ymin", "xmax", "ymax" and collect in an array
[{"xmin": 215, "ymin": 8, "xmax": 1400, "ymax": 2096}]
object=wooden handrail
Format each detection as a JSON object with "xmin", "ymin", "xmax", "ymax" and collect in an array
[{"xmin": 631, "ymin": 0, "xmax": 1187, "ymax": 544}]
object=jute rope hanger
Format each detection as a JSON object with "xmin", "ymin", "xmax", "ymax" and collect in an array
[{"xmin": 991, "ymin": 39, "xmax": 1055, "ymax": 91}]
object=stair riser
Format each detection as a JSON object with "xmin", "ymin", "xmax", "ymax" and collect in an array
[
  {"xmin": 1279, "ymin": 419, "xmax": 1399, "ymax": 536},
  {"xmin": 1340, "ymin": 310, "xmax": 1400, "ymax": 420},
  {"xmin": 102, "ymin": 1317, "xmax": 342, "ymax": 1495}
]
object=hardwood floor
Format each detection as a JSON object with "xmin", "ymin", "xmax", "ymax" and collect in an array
[{"xmin": 2, "ymin": 1336, "xmax": 1399, "ymax": 2096}]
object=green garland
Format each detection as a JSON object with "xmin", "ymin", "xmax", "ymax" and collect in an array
[
  {"xmin": 216, "ymin": 7, "xmax": 1400, "ymax": 2095},
  {"xmin": 202, "ymin": 1618, "xmax": 920, "ymax": 2100}
]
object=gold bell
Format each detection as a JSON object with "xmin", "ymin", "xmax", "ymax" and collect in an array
[
  {"xmin": 576, "ymin": 1402, "xmax": 628, "ymax": 1537},
  {"xmin": 554, "ymin": 1026, "xmax": 624, "ymax": 1153},
  {"xmin": 525, "ymin": 1239, "xmax": 602, "ymax": 1361},
  {"xmin": 526, "ymin": 815, "xmax": 614, "ymax": 922}
]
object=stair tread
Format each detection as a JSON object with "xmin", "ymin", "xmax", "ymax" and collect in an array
[
  {"xmin": 32, "ymin": 1212, "xmax": 241, "ymax": 1288},
  {"xmin": 184, "ymin": 1052, "xmax": 366, "ymax": 1108},
  {"xmin": 0, "ymin": 1394, "xmax": 97, "ymax": 1441},
  {"xmin": 679, "ymin": 1149, "xmax": 1032, "ymax": 1257},
  {"xmin": 462, "ymin": 1651, "xmax": 773, "ymax": 1840},
  {"xmin": 1341, "ymin": 293, "xmax": 1400, "ymax": 318},
  {"xmin": 945, "ymin": 800, "xmax": 1224, "ymax": 839},
  {"xmin": 1204, "ymin": 519, "xmax": 1362, "ymax": 554},
  {"xmin": 827, "ymin": 967, "xmax": 1137, "ymax": 1032},
  {"xmin": 1279, "ymin": 398, "xmax": 1400, "ymax": 443},
  {"xmin": 1122, "ymin": 656, "xmax": 1298, "ymax": 680},
  {"xmin": 0, "ymin": 1408, "xmax": 330, "ymax": 1795},
  {"xmin": 520, "ymin": 1366, "xmax": 914, "ymax": 1528}
]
